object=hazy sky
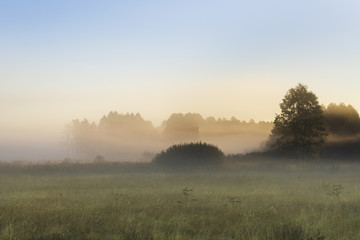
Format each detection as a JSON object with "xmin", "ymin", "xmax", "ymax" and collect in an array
[{"xmin": 2, "ymin": 0, "xmax": 360, "ymax": 157}]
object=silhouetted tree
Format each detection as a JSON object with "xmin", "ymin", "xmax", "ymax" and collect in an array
[
  {"xmin": 268, "ymin": 84, "xmax": 327, "ymax": 159},
  {"xmin": 324, "ymin": 103, "xmax": 360, "ymax": 135},
  {"xmin": 152, "ymin": 142, "xmax": 224, "ymax": 167}
]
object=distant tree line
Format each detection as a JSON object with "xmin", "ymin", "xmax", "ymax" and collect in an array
[
  {"xmin": 67, "ymin": 112, "xmax": 272, "ymax": 160},
  {"xmin": 161, "ymin": 113, "xmax": 272, "ymax": 140},
  {"xmin": 67, "ymin": 113, "xmax": 158, "ymax": 159},
  {"xmin": 68, "ymin": 84, "xmax": 360, "ymax": 162}
]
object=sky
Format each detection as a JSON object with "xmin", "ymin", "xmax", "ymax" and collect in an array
[{"xmin": 1, "ymin": 0, "xmax": 360, "ymax": 160}]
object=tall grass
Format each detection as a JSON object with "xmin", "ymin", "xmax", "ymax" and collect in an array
[{"xmin": 0, "ymin": 162, "xmax": 360, "ymax": 239}]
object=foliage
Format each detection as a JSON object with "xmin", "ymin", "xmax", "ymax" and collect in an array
[
  {"xmin": 268, "ymin": 84, "xmax": 328, "ymax": 159},
  {"xmin": 152, "ymin": 142, "xmax": 224, "ymax": 167},
  {"xmin": 324, "ymin": 103, "xmax": 360, "ymax": 136}
]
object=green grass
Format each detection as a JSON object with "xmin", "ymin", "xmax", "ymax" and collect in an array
[{"xmin": 1, "ymin": 164, "xmax": 360, "ymax": 239}]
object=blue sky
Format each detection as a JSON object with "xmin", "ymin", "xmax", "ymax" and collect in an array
[{"xmin": 1, "ymin": 0, "xmax": 360, "ymax": 143}]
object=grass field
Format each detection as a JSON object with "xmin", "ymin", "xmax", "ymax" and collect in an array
[{"xmin": 1, "ymin": 162, "xmax": 360, "ymax": 239}]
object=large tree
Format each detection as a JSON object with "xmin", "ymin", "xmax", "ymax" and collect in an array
[{"xmin": 269, "ymin": 83, "xmax": 327, "ymax": 159}]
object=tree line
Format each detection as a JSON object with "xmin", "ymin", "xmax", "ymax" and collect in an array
[
  {"xmin": 67, "ymin": 112, "xmax": 272, "ymax": 160},
  {"xmin": 67, "ymin": 83, "xmax": 360, "ymax": 161}
]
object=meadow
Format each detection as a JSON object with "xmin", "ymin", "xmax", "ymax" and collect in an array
[{"xmin": 1, "ymin": 162, "xmax": 360, "ymax": 240}]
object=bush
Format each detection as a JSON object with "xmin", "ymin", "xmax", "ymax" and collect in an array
[{"xmin": 152, "ymin": 142, "xmax": 224, "ymax": 167}]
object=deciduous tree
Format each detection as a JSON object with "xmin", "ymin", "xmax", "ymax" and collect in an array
[{"xmin": 269, "ymin": 84, "xmax": 327, "ymax": 159}]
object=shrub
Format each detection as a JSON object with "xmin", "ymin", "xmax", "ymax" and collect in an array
[{"xmin": 152, "ymin": 142, "xmax": 224, "ymax": 167}]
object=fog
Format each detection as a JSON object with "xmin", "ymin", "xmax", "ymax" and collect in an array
[
  {"xmin": 0, "ymin": 127, "xmax": 66, "ymax": 162},
  {"xmin": 64, "ymin": 112, "xmax": 272, "ymax": 162},
  {"xmin": 0, "ymin": 112, "xmax": 273, "ymax": 162},
  {"xmin": 2, "ymin": 102, "xmax": 360, "ymax": 162}
]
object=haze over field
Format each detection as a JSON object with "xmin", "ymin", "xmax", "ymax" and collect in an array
[
  {"xmin": 66, "ymin": 112, "xmax": 273, "ymax": 161},
  {"xmin": 2, "ymin": 1, "xmax": 360, "ymax": 161}
]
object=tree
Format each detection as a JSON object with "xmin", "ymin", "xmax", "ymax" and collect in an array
[
  {"xmin": 268, "ymin": 84, "xmax": 327, "ymax": 159},
  {"xmin": 324, "ymin": 103, "xmax": 360, "ymax": 135}
]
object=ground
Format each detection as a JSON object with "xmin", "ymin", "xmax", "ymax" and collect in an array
[{"xmin": 0, "ymin": 162, "xmax": 360, "ymax": 239}]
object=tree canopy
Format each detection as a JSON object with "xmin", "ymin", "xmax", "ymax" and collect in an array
[
  {"xmin": 324, "ymin": 103, "xmax": 360, "ymax": 136},
  {"xmin": 268, "ymin": 83, "xmax": 327, "ymax": 159},
  {"xmin": 152, "ymin": 142, "xmax": 224, "ymax": 167}
]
